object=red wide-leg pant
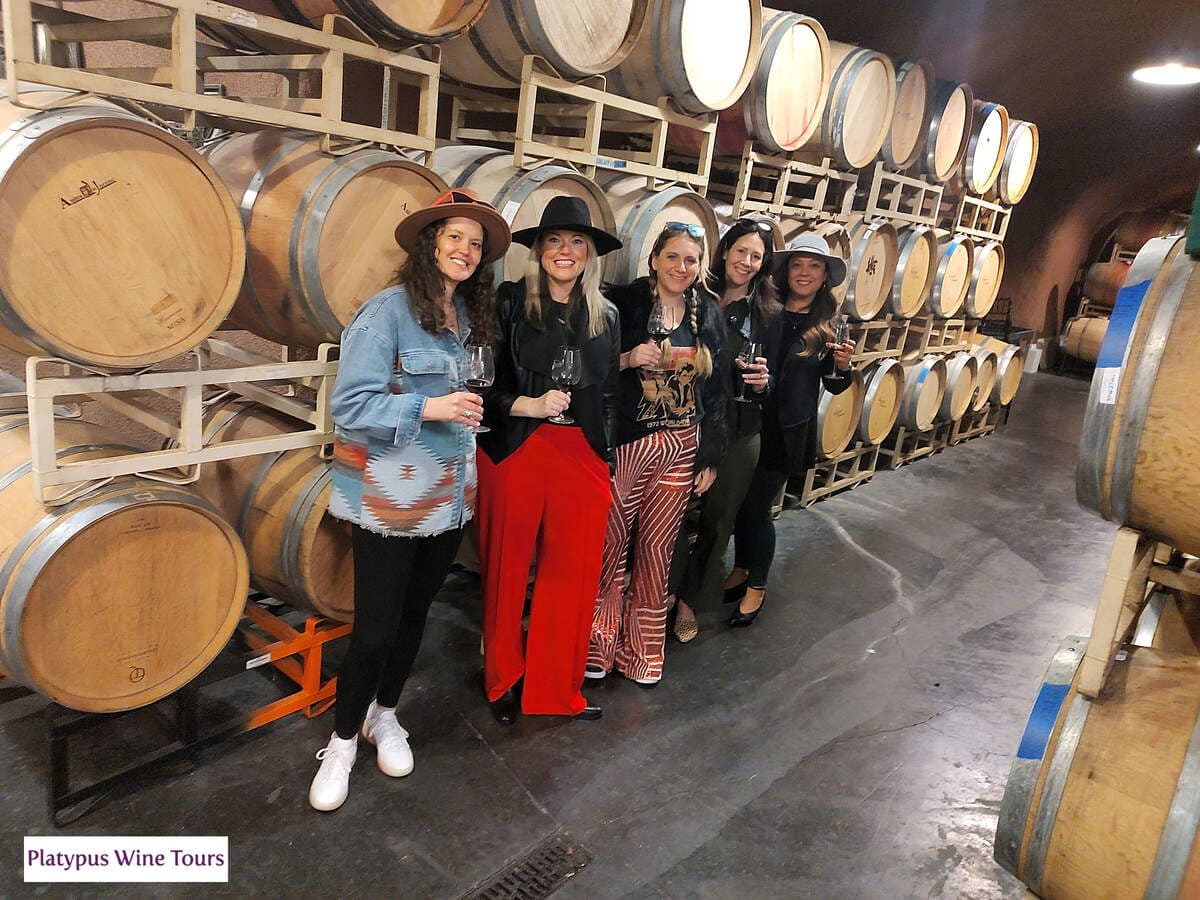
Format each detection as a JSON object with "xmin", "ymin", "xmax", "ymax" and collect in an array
[{"xmin": 476, "ymin": 425, "xmax": 611, "ymax": 715}]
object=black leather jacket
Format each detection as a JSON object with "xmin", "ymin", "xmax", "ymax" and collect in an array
[
  {"xmin": 606, "ymin": 277, "xmax": 731, "ymax": 471},
  {"xmin": 479, "ymin": 280, "xmax": 620, "ymax": 467}
]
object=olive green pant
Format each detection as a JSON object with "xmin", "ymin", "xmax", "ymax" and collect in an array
[{"xmin": 668, "ymin": 432, "xmax": 761, "ymax": 608}]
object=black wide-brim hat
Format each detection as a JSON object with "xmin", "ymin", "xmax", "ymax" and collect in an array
[
  {"xmin": 510, "ymin": 195, "xmax": 623, "ymax": 256},
  {"xmin": 394, "ymin": 188, "xmax": 512, "ymax": 264}
]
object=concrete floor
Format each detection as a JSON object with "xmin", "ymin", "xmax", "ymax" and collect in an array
[{"xmin": 2, "ymin": 371, "xmax": 1113, "ymax": 899}]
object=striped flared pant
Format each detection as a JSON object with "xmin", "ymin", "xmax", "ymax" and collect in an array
[{"xmin": 589, "ymin": 424, "xmax": 698, "ymax": 683}]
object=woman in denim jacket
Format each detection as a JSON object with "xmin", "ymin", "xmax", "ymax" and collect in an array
[{"xmin": 308, "ymin": 190, "xmax": 511, "ymax": 812}]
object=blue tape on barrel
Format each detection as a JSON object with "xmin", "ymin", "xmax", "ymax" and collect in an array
[
  {"xmin": 1016, "ymin": 682, "xmax": 1071, "ymax": 760},
  {"xmin": 1095, "ymin": 279, "xmax": 1152, "ymax": 369}
]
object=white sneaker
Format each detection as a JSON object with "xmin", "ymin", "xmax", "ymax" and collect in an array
[
  {"xmin": 361, "ymin": 701, "xmax": 414, "ymax": 778},
  {"xmin": 309, "ymin": 733, "xmax": 357, "ymax": 812}
]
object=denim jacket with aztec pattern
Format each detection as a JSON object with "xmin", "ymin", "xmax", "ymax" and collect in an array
[{"xmin": 328, "ymin": 284, "xmax": 476, "ymax": 537}]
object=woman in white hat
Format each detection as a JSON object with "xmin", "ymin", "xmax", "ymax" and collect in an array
[
  {"xmin": 725, "ymin": 233, "xmax": 855, "ymax": 627},
  {"xmin": 309, "ymin": 189, "xmax": 511, "ymax": 812},
  {"xmin": 475, "ymin": 195, "xmax": 623, "ymax": 724}
]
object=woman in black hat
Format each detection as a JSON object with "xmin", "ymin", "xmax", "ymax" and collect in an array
[
  {"xmin": 475, "ymin": 195, "xmax": 623, "ymax": 724},
  {"xmin": 726, "ymin": 233, "xmax": 855, "ymax": 627}
]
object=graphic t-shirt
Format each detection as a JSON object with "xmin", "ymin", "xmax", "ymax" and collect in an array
[{"xmin": 618, "ymin": 320, "xmax": 699, "ymax": 442}]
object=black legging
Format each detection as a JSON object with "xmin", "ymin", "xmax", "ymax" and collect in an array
[
  {"xmin": 731, "ymin": 466, "xmax": 790, "ymax": 590},
  {"xmin": 333, "ymin": 524, "xmax": 463, "ymax": 739}
]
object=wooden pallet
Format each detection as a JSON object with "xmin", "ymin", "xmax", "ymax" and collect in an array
[
  {"xmin": 849, "ymin": 316, "xmax": 910, "ymax": 366},
  {"xmin": 1078, "ymin": 529, "xmax": 1200, "ymax": 698},
  {"xmin": 445, "ymin": 55, "xmax": 716, "ymax": 191},
  {"xmin": 20, "ymin": 339, "xmax": 337, "ymax": 504},
  {"xmin": 798, "ymin": 442, "xmax": 880, "ymax": 507},
  {"xmin": 707, "ymin": 141, "xmax": 859, "ymax": 222},
  {"xmin": 877, "ymin": 421, "xmax": 952, "ymax": 469},
  {"xmin": 4, "ymin": 0, "xmax": 439, "ymax": 153},
  {"xmin": 854, "ymin": 161, "xmax": 943, "ymax": 226},
  {"xmin": 904, "ymin": 316, "xmax": 968, "ymax": 356},
  {"xmin": 943, "ymin": 192, "xmax": 1012, "ymax": 241},
  {"xmin": 950, "ymin": 403, "xmax": 1000, "ymax": 444}
]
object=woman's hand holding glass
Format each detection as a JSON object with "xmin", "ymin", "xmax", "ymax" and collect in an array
[
  {"xmin": 422, "ymin": 391, "xmax": 484, "ymax": 426},
  {"xmin": 734, "ymin": 342, "xmax": 768, "ymax": 400},
  {"xmin": 626, "ymin": 341, "xmax": 664, "ymax": 370}
]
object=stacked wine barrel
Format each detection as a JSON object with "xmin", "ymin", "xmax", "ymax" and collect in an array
[{"xmin": 1, "ymin": 0, "xmax": 1047, "ymax": 711}]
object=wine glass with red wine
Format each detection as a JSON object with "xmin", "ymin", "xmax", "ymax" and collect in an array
[{"xmin": 463, "ymin": 344, "xmax": 494, "ymax": 433}]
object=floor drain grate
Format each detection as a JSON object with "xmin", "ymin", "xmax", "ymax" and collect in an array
[{"xmin": 464, "ymin": 834, "xmax": 591, "ymax": 900}]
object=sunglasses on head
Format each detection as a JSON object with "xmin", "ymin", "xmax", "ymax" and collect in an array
[
  {"xmin": 734, "ymin": 218, "xmax": 774, "ymax": 235},
  {"xmin": 663, "ymin": 221, "xmax": 706, "ymax": 239}
]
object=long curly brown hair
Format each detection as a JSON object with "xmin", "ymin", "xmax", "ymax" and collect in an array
[{"xmin": 398, "ymin": 220, "xmax": 497, "ymax": 345}]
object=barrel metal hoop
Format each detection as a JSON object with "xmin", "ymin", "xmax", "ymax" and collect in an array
[
  {"xmin": 295, "ymin": 150, "xmax": 402, "ymax": 341},
  {"xmin": 858, "ymin": 357, "xmax": 899, "ymax": 443},
  {"xmin": 657, "ymin": 1, "xmax": 691, "ymax": 107},
  {"xmin": 825, "ymin": 49, "xmax": 873, "ymax": 169},
  {"xmin": 1024, "ymin": 692, "xmax": 1091, "ymax": 893},
  {"xmin": 747, "ymin": 13, "xmax": 795, "ymax": 153},
  {"xmin": 883, "ymin": 59, "xmax": 934, "ymax": 171},
  {"xmin": 1145, "ymin": 701, "xmax": 1200, "ymax": 900},
  {"xmin": 994, "ymin": 636, "xmax": 1087, "ymax": 876},
  {"xmin": 923, "ymin": 81, "xmax": 972, "ymax": 181},
  {"xmin": 279, "ymin": 465, "xmax": 331, "ymax": 598},
  {"xmin": 237, "ymin": 451, "xmax": 289, "ymax": 540},
  {"xmin": 450, "ymin": 148, "xmax": 506, "ymax": 190},
  {"xmin": 931, "ymin": 237, "xmax": 970, "ymax": 317},
  {"xmin": 1110, "ymin": 255, "xmax": 1192, "ymax": 524},
  {"xmin": 891, "ymin": 225, "xmax": 929, "ymax": 313}
]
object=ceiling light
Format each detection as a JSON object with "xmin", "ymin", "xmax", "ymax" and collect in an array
[{"xmin": 1132, "ymin": 62, "xmax": 1200, "ymax": 86}]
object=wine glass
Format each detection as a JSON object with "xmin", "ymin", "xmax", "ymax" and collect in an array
[
  {"xmin": 463, "ymin": 344, "xmax": 494, "ymax": 433},
  {"xmin": 734, "ymin": 341, "xmax": 764, "ymax": 403},
  {"xmin": 832, "ymin": 314, "xmax": 850, "ymax": 350},
  {"xmin": 646, "ymin": 302, "xmax": 677, "ymax": 368},
  {"xmin": 548, "ymin": 347, "xmax": 581, "ymax": 425}
]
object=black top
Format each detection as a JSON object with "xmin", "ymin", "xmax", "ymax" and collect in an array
[
  {"xmin": 479, "ymin": 280, "xmax": 620, "ymax": 467},
  {"xmin": 718, "ymin": 295, "xmax": 775, "ymax": 439},
  {"xmin": 759, "ymin": 307, "xmax": 852, "ymax": 475},
  {"xmin": 606, "ymin": 277, "xmax": 731, "ymax": 471}
]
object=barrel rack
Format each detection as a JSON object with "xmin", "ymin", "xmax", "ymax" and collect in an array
[
  {"xmin": 849, "ymin": 316, "xmax": 910, "ymax": 366},
  {"xmin": 17, "ymin": 339, "xmax": 337, "ymax": 504},
  {"xmin": 798, "ymin": 442, "xmax": 880, "ymax": 508},
  {"xmin": 944, "ymin": 192, "xmax": 1012, "ymax": 241},
  {"xmin": 949, "ymin": 403, "xmax": 1000, "ymax": 444},
  {"xmin": 708, "ymin": 142, "xmax": 859, "ymax": 222},
  {"xmin": 1077, "ymin": 528, "xmax": 1200, "ymax": 700},
  {"xmin": 444, "ymin": 54, "xmax": 717, "ymax": 191},
  {"xmin": 853, "ymin": 161, "xmax": 944, "ymax": 226},
  {"xmin": 41, "ymin": 599, "xmax": 350, "ymax": 825},
  {"xmin": 3, "ymin": 0, "xmax": 439, "ymax": 154}
]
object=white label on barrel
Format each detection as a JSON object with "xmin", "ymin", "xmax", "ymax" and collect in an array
[
  {"xmin": 246, "ymin": 653, "xmax": 271, "ymax": 670},
  {"xmin": 500, "ymin": 201, "xmax": 521, "ymax": 224},
  {"xmin": 1098, "ymin": 367, "xmax": 1120, "ymax": 405},
  {"xmin": 228, "ymin": 11, "xmax": 257, "ymax": 26}
]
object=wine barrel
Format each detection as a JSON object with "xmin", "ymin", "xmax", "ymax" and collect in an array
[
  {"xmin": 0, "ymin": 418, "xmax": 248, "ymax": 712},
  {"xmin": 816, "ymin": 368, "xmax": 865, "ymax": 459},
  {"xmin": 964, "ymin": 240, "xmax": 1005, "ymax": 319},
  {"xmin": 927, "ymin": 234, "xmax": 973, "ymax": 318},
  {"xmin": 431, "ymin": 146, "xmax": 617, "ymax": 285},
  {"xmin": 703, "ymin": 9, "xmax": 830, "ymax": 153},
  {"xmin": 881, "ymin": 57, "xmax": 934, "ymax": 171},
  {"xmin": 961, "ymin": 100, "xmax": 1010, "ymax": 196},
  {"xmin": 996, "ymin": 637, "xmax": 1200, "ymax": 899},
  {"xmin": 844, "ymin": 220, "xmax": 899, "ymax": 321},
  {"xmin": 890, "ymin": 225, "xmax": 937, "ymax": 318},
  {"xmin": 969, "ymin": 346, "xmax": 998, "ymax": 412},
  {"xmin": 595, "ymin": 173, "xmax": 718, "ymax": 285},
  {"xmin": 1077, "ymin": 236, "xmax": 1182, "ymax": 522},
  {"xmin": 192, "ymin": 402, "xmax": 353, "ymax": 621},
  {"xmin": 0, "ymin": 90, "xmax": 244, "ymax": 369},
  {"xmin": 207, "ymin": 131, "xmax": 447, "ymax": 348},
  {"xmin": 219, "ymin": 0, "xmax": 487, "ymax": 49},
  {"xmin": 798, "ymin": 42, "xmax": 897, "ymax": 170},
  {"xmin": 916, "ymin": 79, "xmax": 973, "ymax": 183},
  {"xmin": 1113, "ymin": 211, "xmax": 1186, "ymax": 253},
  {"xmin": 609, "ymin": 0, "xmax": 762, "ymax": 115},
  {"xmin": 970, "ymin": 335, "xmax": 1024, "ymax": 405},
  {"xmin": 1076, "ymin": 237, "xmax": 1200, "ymax": 556},
  {"xmin": 710, "ymin": 204, "xmax": 784, "ymax": 250},
  {"xmin": 939, "ymin": 352, "xmax": 979, "ymax": 420},
  {"xmin": 857, "ymin": 358, "xmax": 904, "ymax": 444},
  {"xmin": 1083, "ymin": 259, "xmax": 1133, "ymax": 308},
  {"xmin": 997, "ymin": 119, "xmax": 1039, "ymax": 205},
  {"xmin": 437, "ymin": 1, "xmax": 645, "ymax": 87},
  {"xmin": 898, "ymin": 356, "xmax": 947, "ymax": 432},
  {"xmin": 1059, "ymin": 316, "xmax": 1109, "ymax": 364}
]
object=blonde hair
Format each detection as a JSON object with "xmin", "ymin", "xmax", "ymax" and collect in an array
[
  {"xmin": 522, "ymin": 234, "xmax": 608, "ymax": 339},
  {"xmin": 648, "ymin": 229, "xmax": 713, "ymax": 378}
]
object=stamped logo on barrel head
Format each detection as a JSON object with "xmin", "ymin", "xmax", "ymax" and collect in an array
[{"xmin": 60, "ymin": 178, "xmax": 117, "ymax": 209}]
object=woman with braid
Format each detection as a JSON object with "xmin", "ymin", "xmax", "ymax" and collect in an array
[{"xmin": 587, "ymin": 222, "xmax": 730, "ymax": 687}]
